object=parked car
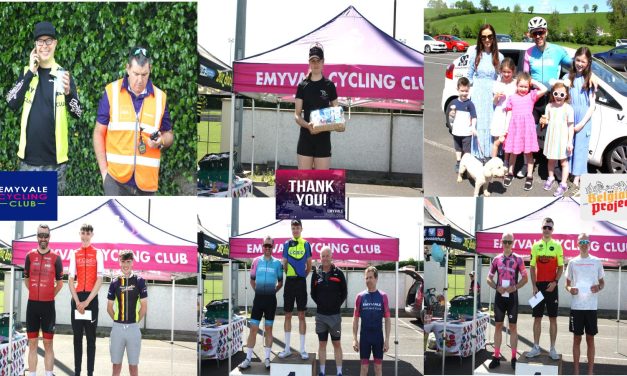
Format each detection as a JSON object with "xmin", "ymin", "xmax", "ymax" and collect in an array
[
  {"xmin": 496, "ymin": 34, "xmax": 512, "ymax": 43},
  {"xmin": 594, "ymin": 46, "xmax": 627, "ymax": 72},
  {"xmin": 400, "ymin": 266, "xmax": 423, "ymax": 321},
  {"xmin": 616, "ymin": 39, "xmax": 627, "ymax": 47},
  {"xmin": 421, "ymin": 34, "xmax": 447, "ymax": 54},
  {"xmin": 434, "ymin": 34, "xmax": 469, "ymax": 52},
  {"xmin": 441, "ymin": 42, "xmax": 627, "ymax": 173}
]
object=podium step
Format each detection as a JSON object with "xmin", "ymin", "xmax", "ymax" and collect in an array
[
  {"xmin": 516, "ymin": 351, "xmax": 562, "ymax": 375},
  {"xmin": 230, "ymin": 362, "xmax": 271, "ymax": 376},
  {"xmin": 475, "ymin": 357, "xmax": 516, "ymax": 375},
  {"xmin": 270, "ymin": 352, "xmax": 316, "ymax": 376}
]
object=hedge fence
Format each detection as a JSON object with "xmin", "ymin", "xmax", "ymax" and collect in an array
[{"xmin": 0, "ymin": 2, "xmax": 197, "ymax": 195}]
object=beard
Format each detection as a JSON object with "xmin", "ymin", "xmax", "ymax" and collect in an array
[{"xmin": 38, "ymin": 240, "xmax": 48, "ymax": 249}]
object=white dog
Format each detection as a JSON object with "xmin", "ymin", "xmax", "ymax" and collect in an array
[{"xmin": 457, "ymin": 155, "xmax": 508, "ymax": 196}]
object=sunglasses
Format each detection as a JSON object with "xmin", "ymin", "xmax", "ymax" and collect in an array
[
  {"xmin": 480, "ymin": 34, "xmax": 494, "ymax": 41},
  {"xmin": 532, "ymin": 30, "xmax": 546, "ymax": 37},
  {"xmin": 552, "ymin": 91, "xmax": 567, "ymax": 98},
  {"xmin": 133, "ymin": 48, "xmax": 148, "ymax": 57},
  {"xmin": 502, "ymin": 240, "xmax": 513, "ymax": 245},
  {"xmin": 579, "ymin": 240, "xmax": 591, "ymax": 245},
  {"xmin": 263, "ymin": 245, "xmax": 273, "ymax": 249},
  {"xmin": 37, "ymin": 233, "xmax": 50, "ymax": 238},
  {"xmin": 543, "ymin": 226, "xmax": 553, "ymax": 230}
]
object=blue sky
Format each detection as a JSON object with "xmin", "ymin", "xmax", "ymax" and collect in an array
[{"xmin": 477, "ymin": 0, "xmax": 612, "ymax": 14}]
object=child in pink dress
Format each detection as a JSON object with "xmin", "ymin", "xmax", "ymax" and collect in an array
[{"xmin": 503, "ymin": 72, "xmax": 548, "ymax": 191}]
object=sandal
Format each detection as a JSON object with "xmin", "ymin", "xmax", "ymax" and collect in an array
[
  {"xmin": 503, "ymin": 174, "xmax": 514, "ymax": 187},
  {"xmin": 543, "ymin": 178, "xmax": 555, "ymax": 191},
  {"xmin": 523, "ymin": 177, "xmax": 533, "ymax": 191},
  {"xmin": 554, "ymin": 183, "xmax": 568, "ymax": 197}
]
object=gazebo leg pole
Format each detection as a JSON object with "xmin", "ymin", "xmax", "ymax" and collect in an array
[
  {"xmin": 395, "ymin": 261, "xmax": 399, "ymax": 376},
  {"xmin": 442, "ymin": 250, "xmax": 449, "ymax": 375},
  {"xmin": 618, "ymin": 262, "xmax": 622, "ymax": 354},
  {"xmin": 228, "ymin": 94, "xmax": 236, "ymax": 196}
]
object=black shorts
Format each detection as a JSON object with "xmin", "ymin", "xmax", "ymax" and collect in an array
[
  {"xmin": 532, "ymin": 282, "xmax": 559, "ymax": 318},
  {"xmin": 297, "ymin": 130, "xmax": 331, "ymax": 158},
  {"xmin": 283, "ymin": 277, "xmax": 307, "ymax": 312},
  {"xmin": 569, "ymin": 310, "xmax": 598, "ymax": 336},
  {"xmin": 26, "ymin": 300, "xmax": 56, "ymax": 339},
  {"xmin": 494, "ymin": 292, "xmax": 519, "ymax": 324},
  {"xmin": 453, "ymin": 135, "xmax": 471, "ymax": 154},
  {"xmin": 250, "ymin": 294, "xmax": 277, "ymax": 326}
]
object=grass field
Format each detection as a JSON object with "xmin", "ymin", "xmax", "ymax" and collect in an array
[
  {"xmin": 197, "ymin": 110, "xmax": 222, "ymax": 161},
  {"xmin": 428, "ymin": 11, "xmax": 612, "ymax": 36},
  {"xmin": 203, "ymin": 272, "xmax": 223, "ymax": 304},
  {"xmin": 454, "ymin": 38, "xmax": 611, "ymax": 54},
  {"xmin": 0, "ymin": 289, "xmax": 3, "ymax": 312},
  {"xmin": 447, "ymin": 271, "xmax": 468, "ymax": 301}
]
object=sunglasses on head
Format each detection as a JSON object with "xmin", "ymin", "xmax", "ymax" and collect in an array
[
  {"xmin": 532, "ymin": 30, "xmax": 546, "ymax": 37},
  {"xmin": 543, "ymin": 226, "xmax": 553, "ymax": 230},
  {"xmin": 579, "ymin": 239, "xmax": 590, "ymax": 245},
  {"xmin": 502, "ymin": 240, "xmax": 513, "ymax": 245},
  {"xmin": 37, "ymin": 233, "xmax": 50, "ymax": 238},
  {"xmin": 480, "ymin": 34, "xmax": 494, "ymax": 41},
  {"xmin": 133, "ymin": 48, "xmax": 148, "ymax": 57},
  {"xmin": 552, "ymin": 91, "xmax": 567, "ymax": 98}
]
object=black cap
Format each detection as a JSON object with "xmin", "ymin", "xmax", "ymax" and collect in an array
[
  {"xmin": 291, "ymin": 219, "xmax": 302, "ymax": 226},
  {"xmin": 33, "ymin": 21, "xmax": 56, "ymax": 41},
  {"xmin": 309, "ymin": 43, "xmax": 324, "ymax": 61}
]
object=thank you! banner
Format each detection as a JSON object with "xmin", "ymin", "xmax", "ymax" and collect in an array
[{"xmin": 276, "ymin": 169, "xmax": 345, "ymax": 220}]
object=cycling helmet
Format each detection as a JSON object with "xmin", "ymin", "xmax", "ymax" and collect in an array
[{"xmin": 528, "ymin": 16, "xmax": 547, "ymax": 31}]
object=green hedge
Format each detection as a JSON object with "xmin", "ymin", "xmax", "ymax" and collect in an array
[{"xmin": 0, "ymin": 2, "xmax": 197, "ymax": 195}]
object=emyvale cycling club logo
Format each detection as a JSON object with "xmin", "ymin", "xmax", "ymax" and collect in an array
[
  {"xmin": 0, "ymin": 171, "xmax": 57, "ymax": 220},
  {"xmin": 581, "ymin": 174, "xmax": 627, "ymax": 221}
]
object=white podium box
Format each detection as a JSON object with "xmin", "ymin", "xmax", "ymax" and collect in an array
[
  {"xmin": 516, "ymin": 352, "xmax": 562, "ymax": 375},
  {"xmin": 270, "ymin": 352, "xmax": 316, "ymax": 376},
  {"xmin": 230, "ymin": 362, "xmax": 270, "ymax": 376},
  {"xmin": 475, "ymin": 357, "xmax": 516, "ymax": 375}
]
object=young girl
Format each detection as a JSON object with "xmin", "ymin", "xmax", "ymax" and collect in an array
[
  {"xmin": 503, "ymin": 72, "xmax": 548, "ymax": 191},
  {"xmin": 491, "ymin": 58, "xmax": 517, "ymax": 162},
  {"xmin": 565, "ymin": 47, "xmax": 596, "ymax": 195},
  {"xmin": 542, "ymin": 82, "xmax": 574, "ymax": 197}
]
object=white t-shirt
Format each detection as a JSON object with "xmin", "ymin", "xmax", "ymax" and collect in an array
[
  {"xmin": 490, "ymin": 80, "xmax": 517, "ymax": 137},
  {"xmin": 566, "ymin": 255, "xmax": 605, "ymax": 310}
]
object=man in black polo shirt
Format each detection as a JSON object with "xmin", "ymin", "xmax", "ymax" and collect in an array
[{"xmin": 311, "ymin": 246, "xmax": 347, "ymax": 376}]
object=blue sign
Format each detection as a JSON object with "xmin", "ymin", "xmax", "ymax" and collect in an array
[{"xmin": 0, "ymin": 171, "xmax": 57, "ymax": 220}]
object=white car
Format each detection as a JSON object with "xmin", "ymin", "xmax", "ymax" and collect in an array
[
  {"xmin": 441, "ymin": 42, "xmax": 627, "ymax": 173},
  {"xmin": 421, "ymin": 34, "xmax": 447, "ymax": 54},
  {"xmin": 616, "ymin": 39, "xmax": 627, "ymax": 47}
]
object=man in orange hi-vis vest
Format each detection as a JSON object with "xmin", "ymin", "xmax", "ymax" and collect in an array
[
  {"xmin": 93, "ymin": 46, "xmax": 173, "ymax": 195},
  {"xmin": 68, "ymin": 223, "xmax": 104, "ymax": 376}
]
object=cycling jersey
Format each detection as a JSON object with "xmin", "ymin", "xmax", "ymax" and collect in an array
[
  {"xmin": 354, "ymin": 289, "xmax": 390, "ymax": 332},
  {"xmin": 489, "ymin": 253, "xmax": 527, "ymax": 287},
  {"xmin": 107, "ymin": 274, "xmax": 148, "ymax": 324},
  {"xmin": 523, "ymin": 43, "xmax": 572, "ymax": 88},
  {"xmin": 250, "ymin": 255, "xmax": 283, "ymax": 295},
  {"xmin": 24, "ymin": 249, "xmax": 63, "ymax": 301},
  {"xmin": 69, "ymin": 245, "xmax": 104, "ymax": 292},
  {"xmin": 530, "ymin": 238, "xmax": 564, "ymax": 282},
  {"xmin": 282, "ymin": 237, "xmax": 312, "ymax": 278}
]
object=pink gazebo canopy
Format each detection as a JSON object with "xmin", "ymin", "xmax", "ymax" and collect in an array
[{"xmin": 233, "ymin": 6, "xmax": 423, "ymax": 107}]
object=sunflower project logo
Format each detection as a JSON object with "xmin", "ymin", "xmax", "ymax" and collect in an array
[
  {"xmin": 0, "ymin": 171, "xmax": 57, "ymax": 220},
  {"xmin": 580, "ymin": 175, "xmax": 627, "ymax": 220}
]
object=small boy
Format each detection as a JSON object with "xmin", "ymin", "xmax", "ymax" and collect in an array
[{"xmin": 449, "ymin": 77, "xmax": 477, "ymax": 172}]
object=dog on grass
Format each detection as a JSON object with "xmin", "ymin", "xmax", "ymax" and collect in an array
[{"xmin": 457, "ymin": 154, "xmax": 508, "ymax": 196}]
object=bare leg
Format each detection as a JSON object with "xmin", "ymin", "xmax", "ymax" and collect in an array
[
  {"xmin": 491, "ymin": 139, "xmax": 500, "ymax": 158},
  {"xmin": 547, "ymin": 159, "xmax": 556, "ymax": 180},
  {"xmin": 509, "ymin": 323, "xmax": 518, "ymax": 354},
  {"xmin": 264, "ymin": 326, "xmax": 273, "ymax": 349},
  {"xmin": 298, "ymin": 310, "xmax": 306, "ymax": 335},
  {"xmin": 313, "ymin": 157, "xmax": 331, "ymax": 170},
  {"xmin": 43, "ymin": 338, "xmax": 54, "ymax": 372},
  {"xmin": 374, "ymin": 362, "xmax": 383, "ymax": 376},
  {"xmin": 549, "ymin": 317, "xmax": 557, "ymax": 348},
  {"xmin": 360, "ymin": 363, "xmax": 369, "ymax": 376},
  {"xmin": 28, "ymin": 338, "xmax": 38, "ymax": 372},
  {"xmin": 586, "ymin": 334, "xmax": 595, "ymax": 375},
  {"xmin": 246, "ymin": 325, "xmax": 259, "ymax": 348},
  {"xmin": 524, "ymin": 153, "xmax": 534, "ymax": 178},
  {"xmin": 508, "ymin": 154, "xmax": 517, "ymax": 175},
  {"xmin": 112, "ymin": 363, "xmax": 122, "ymax": 376},
  {"xmin": 332, "ymin": 340, "xmax": 343, "ymax": 371},
  {"xmin": 297, "ymin": 154, "xmax": 314, "ymax": 170},
  {"xmin": 561, "ymin": 159, "xmax": 569, "ymax": 184},
  {"xmin": 533, "ymin": 317, "xmax": 542, "ymax": 345},
  {"xmin": 284, "ymin": 312, "xmax": 292, "ymax": 334},
  {"xmin": 573, "ymin": 335, "xmax": 582, "ymax": 375},
  {"xmin": 494, "ymin": 322, "xmax": 503, "ymax": 356},
  {"xmin": 319, "ymin": 340, "xmax": 328, "ymax": 371},
  {"xmin": 129, "ymin": 364, "xmax": 139, "ymax": 376}
]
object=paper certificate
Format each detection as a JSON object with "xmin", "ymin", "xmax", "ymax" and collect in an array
[
  {"xmin": 74, "ymin": 309, "xmax": 92, "ymax": 321},
  {"xmin": 501, "ymin": 280, "xmax": 510, "ymax": 298},
  {"xmin": 528, "ymin": 291, "xmax": 544, "ymax": 308},
  {"xmin": 577, "ymin": 282, "xmax": 592, "ymax": 297}
]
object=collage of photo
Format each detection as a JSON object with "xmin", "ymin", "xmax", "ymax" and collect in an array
[{"xmin": 0, "ymin": 1, "xmax": 625, "ymax": 376}]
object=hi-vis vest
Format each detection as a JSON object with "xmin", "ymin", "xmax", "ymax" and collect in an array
[
  {"xmin": 18, "ymin": 62, "xmax": 69, "ymax": 164},
  {"xmin": 105, "ymin": 79, "xmax": 166, "ymax": 192}
]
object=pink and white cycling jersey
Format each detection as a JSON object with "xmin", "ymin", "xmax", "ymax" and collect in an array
[{"xmin": 488, "ymin": 253, "xmax": 527, "ymax": 287}]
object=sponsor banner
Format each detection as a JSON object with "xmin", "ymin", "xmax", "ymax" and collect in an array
[
  {"xmin": 0, "ymin": 171, "xmax": 57, "ymax": 220},
  {"xmin": 234, "ymin": 63, "xmax": 424, "ymax": 100},
  {"xmin": 580, "ymin": 174, "xmax": 627, "ymax": 220},
  {"xmin": 477, "ymin": 233, "xmax": 627, "ymax": 259},
  {"xmin": 0, "ymin": 247, "xmax": 12, "ymax": 265},
  {"xmin": 424, "ymin": 226, "xmax": 450, "ymax": 244},
  {"xmin": 276, "ymin": 169, "xmax": 345, "ymax": 220},
  {"xmin": 230, "ymin": 237, "xmax": 399, "ymax": 261},
  {"xmin": 12, "ymin": 242, "xmax": 197, "ymax": 273}
]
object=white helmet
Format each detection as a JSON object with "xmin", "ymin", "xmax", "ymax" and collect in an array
[{"xmin": 528, "ymin": 16, "xmax": 547, "ymax": 32}]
